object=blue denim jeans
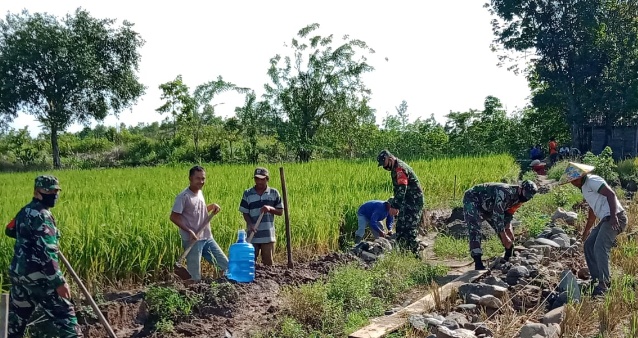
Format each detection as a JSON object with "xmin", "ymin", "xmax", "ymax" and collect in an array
[
  {"xmin": 181, "ymin": 238, "xmax": 229, "ymax": 281},
  {"xmin": 355, "ymin": 214, "xmax": 381, "ymax": 239}
]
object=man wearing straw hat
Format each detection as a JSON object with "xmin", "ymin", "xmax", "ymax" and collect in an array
[{"xmin": 559, "ymin": 162, "xmax": 627, "ymax": 296}]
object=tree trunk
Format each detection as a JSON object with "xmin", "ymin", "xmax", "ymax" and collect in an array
[{"xmin": 50, "ymin": 125, "xmax": 61, "ymax": 168}]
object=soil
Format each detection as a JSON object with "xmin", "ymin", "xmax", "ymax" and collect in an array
[
  {"xmin": 78, "ymin": 252, "xmax": 360, "ymax": 338},
  {"xmin": 74, "ymin": 176, "xmax": 565, "ymax": 338}
]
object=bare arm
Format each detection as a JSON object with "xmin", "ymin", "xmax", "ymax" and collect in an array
[
  {"xmin": 599, "ymin": 184, "xmax": 618, "ymax": 216},
  {"xmin": 169, "ymin": 212, "xmax": 190, "ymax": 232},
  {"xmin": 242, "ymin": 213, "xmax": 253, "ymax": 225},
  {"xmin": 581, "ymin": 207, "xmax": 597, "ymax": 239}
]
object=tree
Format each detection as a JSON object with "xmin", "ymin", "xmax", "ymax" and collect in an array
[
  {"xmin": 265, "ymin": 23, "xmax": 376, "ymax": 162},
  {"xmin": 156, "ymin": 75, "xmax": 196, "ymax": 138},
  {"xmin": 0, "ymin": 8, "xmax": 146, "ymax": 168},
  {"xmin": 235, "ymin": 91, "xmax": 271, "ymax": 164},
  {"xmin": 395, "ymin": 100, "xmax": 409, "ymax": 131},
  {"xmin": 486, "ymin": 0, "xmax": 638, "ymax": 151}
]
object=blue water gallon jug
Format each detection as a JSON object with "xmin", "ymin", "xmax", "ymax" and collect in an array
[{"xmin": 226, "ymin": 229, "xmax": 255, "ymax": 283}]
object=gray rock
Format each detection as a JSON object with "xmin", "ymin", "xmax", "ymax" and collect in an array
[
  {"xmin": 507, "ymin": 266, "xmax": 530, "ymax": 285},
  {"xmin": 550, "ymin": 233, "xmax": 571, "ymax": 248},
  {"xmin": 557, "ymin": 270, "xmax": 581, "ymax": 303},
  {"xmin": 360, "ymin": 251, "xmax": 378, "ymax": 262},
  {"xmin": 549, "ymin": 227, "xmax": 566, "ymax": 236},
  {"xmin": 374, "ymin": 237, "xmax": 392, "ymax": 252},
  {"xmin": 483, "ymin": 276, "xmax": 509, "ymax": 289},
  {"xmin": 458, "ymin": 283, "xmax": 507, "ymax": 300},
  {"xmin": 570, "ymin": 237, "xmax": 577, "ymax": 246},
  {"xmin": 528, "ymin": 245, "xmax": 552, "ymax": 257},
  {"xmin": 517, "ymin": 322, "xmax": 550, "ymax": 337},
  {"xmin": 538, "ymin": 228, "xmax": 553, "ymax": 239},
  {"xmin": 551, "ymin": 291, "xmax": 568, "ymax": 310},
  {"xmin": 542, "ymin": 306, "xmax": 564, "ymax": 325},
  {"xmin": 534, "ymin": 238, "xmax": 561, "ymax": 248},
  {"xmin": 408, "ymin": 314, "xmax": 427, "ymax": 331},
  {"xmin": 523, "ymin": 239, "xmax": 537, "ymax": 248},
  {"xmin": 464, "ymin": 322, "xmax": 493, "ymax": 337},
  {"xmin": 441, "ymin": 319, "xmax": 460, "ymax": 330},
  {"xmin": 384, "ymin": 307, "xmax": 400, "ymax": 315},
  {"xmin": 456, "ymin": 304, "xmax": 477, "ymax": 311},
  {"xmin": 425, "ymin": 318, "xmax": 445, "ymax": 327},
  {"xmin": 478, "ymin": 295, "xmax": 503, "ymax": 309},
  {"xmin": 446, "ymin": 312, "xmax": 470, "ymax": 327},
  {"xmin": 436, "ymin": 326, "xmax": 477, "ymax": 338}
]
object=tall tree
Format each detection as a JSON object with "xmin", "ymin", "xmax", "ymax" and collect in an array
[
  {"xmin": 0, "ymin": 8, "xmax": 145, "ymax": 167},
  {"xmin": 156, "ymin": 74, "xmax": 195, "ymax": 138},
  {"xmin": 265, "ymin": 23, "xmax": 376, "ymax": 162},
  {"xmin": 235, "ymin": 91, "xmax": 270, "ymax": 164},
  {"xmin": 395, "ymin": 100, "xmax": 409, "ymax": 131}
]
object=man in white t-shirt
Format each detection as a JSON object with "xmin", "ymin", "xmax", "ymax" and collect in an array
[
  {"xmin": 170, "ymin": 165, "xmax": 228, "ymax": 282},
  {"xmin": 559, "ymin": 162, "xmax": 627, "ymax": 296}
]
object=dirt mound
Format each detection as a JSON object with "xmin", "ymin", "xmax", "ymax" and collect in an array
[{"xmin": 78, "ymin": 252, "xmax": 358, "ymax": 338}]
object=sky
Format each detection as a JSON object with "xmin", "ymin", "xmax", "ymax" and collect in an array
[{"xmin": 1, "ymin": 0, "xmax": 532, "ymax": 136}]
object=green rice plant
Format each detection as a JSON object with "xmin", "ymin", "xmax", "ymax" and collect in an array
[{"xmin": 0, "ymin": 155, "xmax": 518, "ymax": 289}]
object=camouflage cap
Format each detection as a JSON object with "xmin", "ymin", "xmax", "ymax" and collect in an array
[
  {"xmin": 387, "ymin": 196, "xmax": 395, "ymax": 206},
  {"xmin": 377, "ymin": 150, "xmax": 394, "ymax": 166},
  {"xmin": 34, "ymin": 175, "xmax": 61, "ymax": 191},
  {"xmin": 254, "ymin": 167, "xmax": 269, "ymax": 179}
]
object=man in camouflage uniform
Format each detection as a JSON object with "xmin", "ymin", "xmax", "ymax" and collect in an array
[
  {"xmin": 5, "ymin": 175, "xmax": 82, "ymax": 338},
  {"xmin": 463, "ymin": 180, "xmax": 538, "ymax": 270},
  {"xmin": 377, "ymin": 150, "xmax": 424, "ymax": 254}
]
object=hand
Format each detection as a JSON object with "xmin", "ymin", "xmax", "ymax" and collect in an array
[
  {"xmin": 188, "ymin": 229, "xmax": 199, "ymax": 242},
  {"xmin": 56, "ymin": 282, "xmax": 71, "ymax": 299},
  {"xmin": 378, "ymin": 231, "xmax": 386, "ymax": 238},
  {"xmin": 499, "ymin": 231, "xmax": 513, "ymax": 249},
  {"xmin": 387, "ymin": 230, "xmax": 393, "ymax": 236},
  {"xmin": 610, "ymin": 215, "xmax": 621, "ymax": 232},
  {"xmin": 208, "ymin": 203, "xmax": 221, "ymax": 215},
  {"xmin": 260, "ymin": 205, "xmax": 274, "ymax": 214}
]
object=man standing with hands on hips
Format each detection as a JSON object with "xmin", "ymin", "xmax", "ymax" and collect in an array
[
  {"xmin": 239, "ymin": 167, "xmax": 284, "ymax": 266},
  {"xmin": 559, "ymin": 162, "xmax": 627, "ymax": 296},
  {"xmin": 170, "ymin": 165, "xmax": 227, "ymax": 282}
]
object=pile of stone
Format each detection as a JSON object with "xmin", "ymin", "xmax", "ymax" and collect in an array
[
  {"xmin": 407, "ymin": 223, "xmax": 593, "ymax": 338},
  {"xmin": 351, "ymin": 237, "xmax": 394, "ymax": 262}
]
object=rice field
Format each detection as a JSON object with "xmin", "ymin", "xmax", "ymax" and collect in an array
[{"xmin": 0, "ymin": 154, "xmax": 519, "ymax": 289}]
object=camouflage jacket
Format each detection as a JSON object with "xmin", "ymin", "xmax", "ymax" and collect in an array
[
  {"xmin": 390, "ymin": 159, "xmax": 424, "ymax": 209},
  {"xmin": 466, "ymin": 183, "xmax": 522, "ymax": 232},
  {"xmin": 6, "ymin": 199, "xmax": 66, "ymax": 288}
]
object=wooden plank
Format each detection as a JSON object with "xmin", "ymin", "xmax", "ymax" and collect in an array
[
  {"xmin": 0, "ymin": 293, "xmax": 8, "ymax": 338},
  {"xmin": 348, "ymin": 269, "xmax": 487, "ymax": 338}
]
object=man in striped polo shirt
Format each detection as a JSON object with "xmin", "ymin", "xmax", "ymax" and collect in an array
[{"xmin": 239, "ymin": 167, "xmax": 284, "ymax": 266}]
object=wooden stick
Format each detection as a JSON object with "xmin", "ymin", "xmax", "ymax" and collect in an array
[
  {"xmin": 279, "ymin": 167, "xmax": 293, "ymax": 268},
  {"xmin": 177, "ymin": 212, "xmax": 216, "ymax": 264},
  {"xmin": 58, "ymin": 251, "xmax": 117, "ymax": 338},
  {"xmin": 247, "ymin": 212, "xmax": 264, "ymax": 243}
]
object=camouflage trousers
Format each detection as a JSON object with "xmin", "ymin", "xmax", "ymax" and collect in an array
[
  {"xmin": 463, "ymin": 191, "xmax": 496, "ymax": 257},
  {"xmin": 395, "ymin": 200, "xmax": 424, "ymax": 254},
  {"xmin": 8, "ymin": 278, "xmax": 82, "ymax": 338}
]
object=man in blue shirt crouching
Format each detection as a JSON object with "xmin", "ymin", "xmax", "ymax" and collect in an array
[{"xmin": 355, "ymin": 197, "xmax": 399, "ymax": 244}]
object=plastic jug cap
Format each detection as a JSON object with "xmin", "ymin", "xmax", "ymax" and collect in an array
[{"xmin": 238, "ymin": 229, "xmax": 246, "ymax": 242}]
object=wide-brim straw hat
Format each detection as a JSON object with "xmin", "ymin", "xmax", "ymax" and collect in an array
[{"xmin": 558, "ymin": 162, "xmax": 595, "ymax": 185}]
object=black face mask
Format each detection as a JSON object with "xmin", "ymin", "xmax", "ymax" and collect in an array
[
  {"xmin": 40, "ymin": 193, "xmax": 58, "ymax": 208},
  {"xmin": 383, "ymin": 160, "xmax": 393, "ymax": 171},
  {"xmin": 519, "ymin": 194, "xmax": 529, "ymax": 203}
]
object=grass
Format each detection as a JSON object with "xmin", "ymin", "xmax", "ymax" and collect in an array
[
  {"xmin": 0, "ymin": 155, "xmax": 519, "ymax": 290},
  {"xmin": 433, "ymin": 235, "xmax": 503, "ymax": 259},
  {"xmin": 252, "ymin": 251, "xmax": 448, "ymax": 338}
]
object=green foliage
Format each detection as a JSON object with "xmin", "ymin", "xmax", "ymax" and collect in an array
[
  {"xmin": 547, "ymin": 161, "xmax": 569, "ymax": 181},
  {"xmin": 144, "ymin": 286, "xmax": 201, "ymax": 328},
  {"xmin": 582, "ymin": 146, "xmax": 619, "ymax": 185},
  {"xmin": 0, "ymin": 8, "xmax": 146, "ymax": 168},
  {"xmin": 278, "ymin": 252, "xmax": 447, "ymax": 336},
  {"xmin": 433, "ymin": 235, "xmax": 504, "ymax": 259}
]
